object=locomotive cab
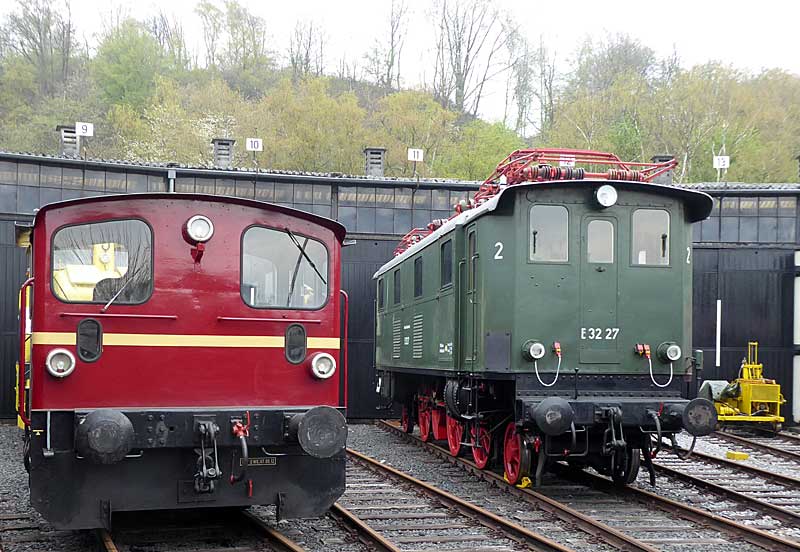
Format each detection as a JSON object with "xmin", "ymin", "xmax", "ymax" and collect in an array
[
  {"xmin": 375, "ymin": 150, "xmax": 716, "ymax": 486},
  {"xmin": 17, "ymin": 194, "xmax": 349, "ymax": 530}
]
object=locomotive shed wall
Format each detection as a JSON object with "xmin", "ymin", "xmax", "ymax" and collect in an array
[{"xmin": 0, "ymin": 152, "xmax": 797, "ymax": 423}]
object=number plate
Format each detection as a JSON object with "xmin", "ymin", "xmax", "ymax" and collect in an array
[
  {"xmin": 580, "ymin": 327, "xmax": 619, "ymax": 340},
  {"xmin": 240, "ymin": 456, "xmax": 277, "ymax": 467}
]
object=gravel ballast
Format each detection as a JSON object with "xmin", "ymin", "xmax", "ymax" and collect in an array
[{"xmin": 0, "ymin": 422, "xmax": 367, "ymax": 552}]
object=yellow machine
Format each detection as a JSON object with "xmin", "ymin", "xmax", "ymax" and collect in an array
[{"xmin": 699, "ymin": 341, "xmax": 785, "ymax": 430}]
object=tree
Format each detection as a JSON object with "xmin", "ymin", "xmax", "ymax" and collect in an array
[
  {"xmin": 288, "ymin": 20, "xmax": 324, "ymax": 82},
  {"xmin": 438, "ymin": 120, "xmax": 525, "ymax": 180},
  {"xmin": 146, "ymin": 11, "xmax": 192, "ymax": 73},
  {"xmin": 431, "ymin": 0, "xmax": 507, "ymax": 116},
  {"xmin": 219, "ymin": 0, "xmax": 274, "ymax": 97},
  {"xmin": 254, "ymin": 78, "xmax": 367, "ymax": 173},
  {"xmin": 92, "ymin": 19, "xmax": 164, "ymax": 110},
  {"xmin": 364, "ymin": 0, "xmax": 407, "ymax": 90},
  {"xmin": 372, "ymin": 90, "xmax": 457, "ymax": 176},
  {"xmin": 2, "ymin": 0, "xmax": 78, "ymax": 97},
  {"xmin": 196, "ymin": 1, "xmax": 224, "ymax": 68},
  {"xmin": 569, "ymin": 34, "xmax": 656, "ymax": 96}
]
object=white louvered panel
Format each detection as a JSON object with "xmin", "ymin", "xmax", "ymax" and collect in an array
[
  {"xmin": 392, "ymin": 317, "xmax": 402, "ymax": 359},
  {"xmin": 412, "ymin": 313, "xmax": 424, "ymax": 359}
]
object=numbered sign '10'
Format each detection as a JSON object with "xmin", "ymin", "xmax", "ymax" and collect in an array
[
  {"xmin": 75, "ymin": 122, "xmax": 94, "ymax": 137},
  {"xmin": 246, "ymin": 138, "xmax": 263, "ymax": 152}
]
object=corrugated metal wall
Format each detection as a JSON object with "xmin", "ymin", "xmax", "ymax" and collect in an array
[
  {"xmin": 692, "ymin": 247, "xmax": 795, "ymax": 420},
  {"xmin": 342, "ymin": 239, "xmax": 397, "ymax": 418},
  {"xmin": 0, "ymin": 218, "xmax": 29, "ymax": 417}
]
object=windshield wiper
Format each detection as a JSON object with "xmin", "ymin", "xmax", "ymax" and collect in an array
[
  {"xmin": 285, "ymin": 228, "xmax": 326, "ymax": 307},
  {"xmin": 101, "ymin": 265, "xmax": 145, "ymax": 313}
]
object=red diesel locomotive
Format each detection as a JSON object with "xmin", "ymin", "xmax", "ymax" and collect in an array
[{"xmin": 16, "ymin": 193, "xmax": 349, "ymax": 530}]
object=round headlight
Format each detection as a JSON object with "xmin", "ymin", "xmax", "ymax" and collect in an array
[
  {"xmin": 310, "ymin": 352, "xmax": 336, "ymax": 379},
  {"xmin": 595, "ymin": 185, "xmax": 618, "ymax": 208},
  {"xmin": 522, "ymin": 340, "xmax": 546, "ymax": 361},
  {"xmin": 46, "ymin": 349, "xmax": 76, "ymax": 378},
  {"xmin": 529, "ymin": 342, "xmax": 546, "ymax": 360},
  {"xmin": 666, "ymin": 344, "xmax": 682, "ymax": 361},
  {"xmin": 186, "ymin": 215, "xmax": 214, "ymax": 243}
]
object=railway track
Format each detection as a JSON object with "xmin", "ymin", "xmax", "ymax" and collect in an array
[
  {"xmin": 95, "ymin": 509, "xmax": 307, "ymax": 552},
  {"xmin": 711, "ymin": 430, "xmax": 800, "ymax": 463},
  {"xmin": 654, "ymin": 444, "xmax": 800, "ymax": 528},
  {"xmin": 373, "ymin": 420, "xmax": 799, "ymax": 551},
  {"xmin": 338, "ymin": 448, "xmax": 570, "ymax": 552}
]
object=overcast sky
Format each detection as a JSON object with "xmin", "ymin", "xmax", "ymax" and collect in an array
[{"xmin": 3, "ymin": 0, "xmax": 798, "ymax": 121}]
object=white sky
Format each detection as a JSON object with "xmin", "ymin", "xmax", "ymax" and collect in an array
[{"xmin": 3, "ymin": 0, "xmax": 798, "ymax": 121}]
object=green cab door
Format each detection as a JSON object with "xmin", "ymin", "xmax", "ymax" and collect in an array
[
  {"xmin": 579, "ymin": 217, "xmax": 620, "ymax": 364},
  {"xmin": 462, "ymin": 225, "xmax": 480, "ymax": 371}
]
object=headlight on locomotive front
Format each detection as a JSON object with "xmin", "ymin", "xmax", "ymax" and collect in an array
[
  {"xmin": 310, "ymin": 352, "xmax": 337, "ymax": 379},
  {"xmin": 184, "ymin": 214, "xmax": 214, "ymax": 243},
  {"xmin": 522, "ymin": 340, "xmax": 546, "ymax": 361},
  {"xmin": 46, "ymin": 348, "xmax": 76, "ymax": 378},
  {"xmin": 594, "ymin": 184, "xmax": 618, "ymax": 208},
  {"xmin": 657, "ymin": 342, "xmax": 682, "ymax": 363}
]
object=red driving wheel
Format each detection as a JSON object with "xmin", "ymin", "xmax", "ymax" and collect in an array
[
  {"xmin": 431, "ymin": 407, "xmax": 447, "ymax": 440},
  {"xmin": 418, "ymin": 398, "xmax": 432, "ymax": 442},
  {"xmin": 503, "ymin": 422, "xmax": 530, "ymax": 485},
  {"xmin": 446, "ymin": 415, "xmax": 464, "ymax": 456},
  {"xmin": 471, "ymin": 424, "xmax": 492, "ymax": 469},
  {"xmin": 401, "ymin": 404, "xmax": 413, "ymax": 433}
]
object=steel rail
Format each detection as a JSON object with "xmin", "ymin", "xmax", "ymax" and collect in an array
[
  {"xmin": 242, "ymin": 510, "xmax": 309, "ymax": 552},
  {"xmin": 375, "ymin": 421, "xmax": 658, "ymax": 552},
  {"xmin": 553, "ymin": 465, "xmax": 800, "ymax": 552},
  {"xmin": 660, "ymin": 445, "xmax": 800, "ymax": 487},
  {"xmin": 346, "ymin": 447, "xmax": 572, "ymax": 552},
  {"xmin": 330, "ymin": 503, "xmax": 402, "ymax": 552},
  {"xmin": 652, "ymin": 457, "xmax": 800, "ymax": 528},
  {"xmin": 96, "ymin": 511, "xmax": 309, "ymax": 552},
  {"xmin": 378, "ymin": 420, "xmax": 799, "ymax": 552},
  {"xmin": 97, "ymin": 529, "xmax": 119, "ymax": 552},
  {"xmin": 711, "ymin": 430, "xmax": 800, "ymax": 463}
]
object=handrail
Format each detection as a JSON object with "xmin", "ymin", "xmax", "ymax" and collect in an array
[
  {"xmin": 340, "ymin": 290, "xmax": 349, "ymax": 408},
  {"xmin": 18, "ymin": 277, "xmax": 34, "ymax": 427}
]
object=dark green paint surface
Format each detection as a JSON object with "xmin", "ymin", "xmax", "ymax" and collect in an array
[{"xmin": 376, "ymin": 181, "xmax": 699, "ymax": 382}]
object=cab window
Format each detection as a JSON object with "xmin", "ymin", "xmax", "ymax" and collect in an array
[
  {"xmin": 242, "ymin": 226, "xmax": 328, "ymax": 309},
  {"xmin": 587, "ymin": 220, "xmax": 614, "ymax": 263},
  {"xmin": 51, "ymin": 219, "xmax": 152, "ymax": 304},
  {"xmin": 632, "ymin": 209, "xmax": 670, "ymax": 265},
  {"xmin": 530, "ymin": 205, "xmax": 568, "ymax": 262}
]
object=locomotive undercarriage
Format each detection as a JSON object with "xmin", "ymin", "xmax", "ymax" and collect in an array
[
  {"xmin": 386, "ymin": 370, "xmax": 716, "ymax": 487},
  {"xmin": 25, "ymin": 407, "xmax": 347, "ymax": 530}
]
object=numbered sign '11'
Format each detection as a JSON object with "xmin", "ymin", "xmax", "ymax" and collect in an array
[
  {"xmin": 246, "ymin": 138, "xmax": 263, "ymax": 152},
  {"xmin": 407, "ymin": 148, "xmax": 424, "ymax": 162},
  {"xmin": 75, "ymin": 122, "xmax": 94, "ymax": 137}
]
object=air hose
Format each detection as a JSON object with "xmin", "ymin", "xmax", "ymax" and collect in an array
[
  {"xmin": 648, "ymin": 357, "xmax": 673, "ymax": 388},
  {"xmin": 534, "ymin": 355, "xmax": 561, "ymax": 387}
]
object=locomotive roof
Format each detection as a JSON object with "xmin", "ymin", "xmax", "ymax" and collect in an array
[
  {"xmin": 25, "ymin": 192, "xmax": 347, "ymax": 242},
  {"xmin": 373, "ymin": 179, "xmax": 713, "ymax": 279}
]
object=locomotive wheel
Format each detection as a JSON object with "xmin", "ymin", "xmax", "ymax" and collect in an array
[
  {"xmin": 611, "ymin": 447, "xmax": 641, "ymax": 486},
  {"xmin": 431, "ymin": 407, "xmax": 447, "ymax": 440},
  {"xmin": 471, "ymin": 424, "xmax": 492, "ymax": 469},
  {"xmin": 418, "ymin": 399, "xmax": 432, "ymax": 442},
  {"xmin": 446, "ymin": 415, "xmax": 464, "ymax": 456},
  {"xmin": 503, "ymin": 422, "xmax": 531, "ymax": 485},
  {"xmin": 401, "ymin": 404, "xmax": 414, "ymax": 433}
]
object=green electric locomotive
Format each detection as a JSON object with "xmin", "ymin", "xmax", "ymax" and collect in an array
[{"xmin": 374, "ymin": 149, "xmax": 717, "ymax": 486}]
